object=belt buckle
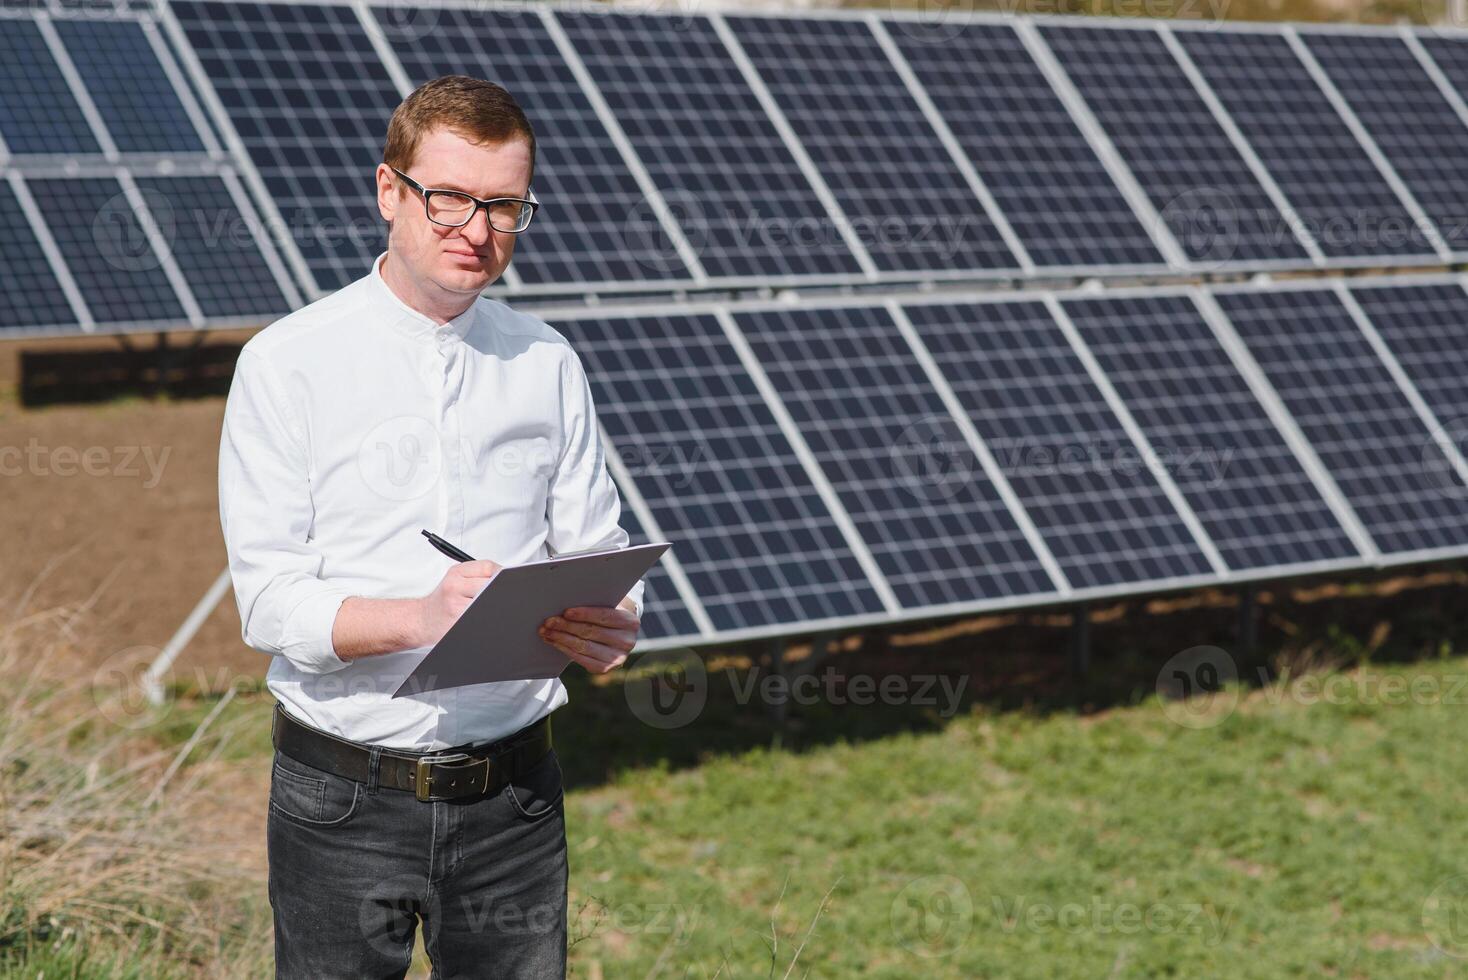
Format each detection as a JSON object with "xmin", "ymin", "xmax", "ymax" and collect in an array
[{"xmin": 414, "ymin": 751, "xmax": 490, "ymax": 802}]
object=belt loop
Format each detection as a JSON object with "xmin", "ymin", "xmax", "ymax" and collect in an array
[{"xmin": 367, "ymin": 745, "xmax": 382, "ymax": 794}]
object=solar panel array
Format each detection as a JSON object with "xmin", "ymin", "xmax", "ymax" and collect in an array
[
  {"xmin": 0, "ymin": 7, "xmax": 299, "ymax": 332},
  {"xmin": 552, "ymin": 273, "xmax": 1468, "ymax": 648},
  {"xmin": 9, "ymin": 5, "xmax": 1468, "ymax": 333},
  {"xmin": 5, "ymin": 2, "xmax": 1468, "ymax": 650}
]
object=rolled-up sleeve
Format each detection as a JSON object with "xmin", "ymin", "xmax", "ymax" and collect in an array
[
  {"xmin": 546, "ymin": 347, "xmax": 646, "ymax": 621},
  {"xmin": 218, "ymin": 348, "xmax": 352, "ymax": 673}
]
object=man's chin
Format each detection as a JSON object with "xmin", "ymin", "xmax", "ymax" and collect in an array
[{"xmin": 436, "ymin": 265, "xmax": 497, "ymax": 294}]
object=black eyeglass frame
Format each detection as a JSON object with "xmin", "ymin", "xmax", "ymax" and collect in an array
[{"xmin": 390, "ymin": 166, "xmax": 540, "ymax": 233}]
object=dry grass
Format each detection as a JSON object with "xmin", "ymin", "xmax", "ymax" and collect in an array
[{"xmin": 0, "ymin": 577, "xmax": 270, "ymax": 976}]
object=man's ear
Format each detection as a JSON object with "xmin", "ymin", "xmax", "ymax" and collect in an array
[{"xmin": 376, "ymin": 163, "xmax": 398, "ymax": 223}]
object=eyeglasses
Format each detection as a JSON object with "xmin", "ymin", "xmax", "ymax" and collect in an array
[{"xmin": 390, "ymin": 166, "xmax": 539, "ymax": 233}]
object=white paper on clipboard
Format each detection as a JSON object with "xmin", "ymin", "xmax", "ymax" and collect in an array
[{"xmin": 392, "ymin": 541, "xmax": 671, "ymax": 697}]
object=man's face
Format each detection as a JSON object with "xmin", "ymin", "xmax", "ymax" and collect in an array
[{"xmin": 375, "ymin": 126, "xmax": 533, "ymax": 299}]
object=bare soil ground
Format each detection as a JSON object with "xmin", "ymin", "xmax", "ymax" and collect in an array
[{"xmin": 1, "ymin": 337, "xmax": 261, "ymax": 680}]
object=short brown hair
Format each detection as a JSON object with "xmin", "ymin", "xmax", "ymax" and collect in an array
[{"xmin": 382, "ymin": 75, "xmax": 536, "ymax": 184}]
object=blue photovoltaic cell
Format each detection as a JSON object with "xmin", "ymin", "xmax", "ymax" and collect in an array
[
  {"xmin": 611, "ymin": 482, "xmax": 701, "ymax": 641},
  {"xmin": 555, "ymin": 11, "xmax": 865, "ymax": 281},
  {"xmin": 733, "ymin": 305, "xmax": 1055, "ymax": 608},
  {"xmin": 27, "ymin": 177, "xmax": 186, "ymax": 325},
  {"xmin": 172, "ymin": 0, "xmax": 401, "ymax": 292},
  {"xmin": 371, "ymin": 6, "xmax": 694, "ymax": 287},
  {"xmin": 1062, "ymin": 294, "xmax": 1359, "ymax": 570},
  {"xmin": 1350, "ymin": 283, "xmax": 1468, "ymax": 461},
  {"xmin": 890, "ymin": 23, "xmax": 1165, "ymax": 270},
  {"xmin": 155, "ymin": 22, "xmax": 225, "ymax": 148},
  {"xmin": 133, "ymin": 175, "xmax": 289, "ymax": 318},
  {"xmin": 726, "ymin": 16, "xmax": 1019, "ymax": 275},
  {"xmin": 903, "ymin": 300, "xmax": 1213, "ymax": 589},
  {"xmin": 55, "ymin": 19, "xmax": 204, "ymax": 154},
  {"xmin": 553, "ymin": 312, "xmax": 886, "ymax": 632},
  {"xmin": 1040, "ymin": 24, "xmax": 1311, "ymax": 264},
  {"xmin": 1304, "ymin": 33, "xmax": 1468, "ymax": 252},
  {"xmin": 1176, "ymin": 30, "xmax": 1430, "ymax": 260},
  {"xmin": 0, "ymin": 181, "xmax": 76, "ymax": 331},
  {"xmin": 0, "ymin": 21, "xmax": 100, "ymax": 154},
  {"xmin": 1215, "ymin": 288, "xmax": 1468, "ymax": 554}
]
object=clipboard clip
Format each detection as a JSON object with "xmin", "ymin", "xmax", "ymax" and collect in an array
[{"xmin": 544, "ymin": 545, "xmax": 620, "ymax": 560}]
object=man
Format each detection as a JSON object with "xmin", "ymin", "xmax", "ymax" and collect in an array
[{"xmin": 218, "ymin": 75, "xmax": 644, "ymax": 978}]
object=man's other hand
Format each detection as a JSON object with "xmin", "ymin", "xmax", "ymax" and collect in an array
[
  {"xmin": 416, "ymin": 559, "xmax": 503, "ymax": 648},
  {"xmin": 538, "ymin": 600, "xmax": 641, "ymax": 674}
]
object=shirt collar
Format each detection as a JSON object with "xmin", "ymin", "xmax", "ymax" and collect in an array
[{"xmin": 370, "ymin": 251, "xmax": 477, "ymax": 342}]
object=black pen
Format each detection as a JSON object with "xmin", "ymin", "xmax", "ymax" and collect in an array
[{"xmin": 421, "ymin": 529, "xmax": 476, "ymax": 563}]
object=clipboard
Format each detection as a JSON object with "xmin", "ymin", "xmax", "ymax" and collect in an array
[{"xmin": 392, "ymin": 541, "xmax": 671, "ymax": 697}]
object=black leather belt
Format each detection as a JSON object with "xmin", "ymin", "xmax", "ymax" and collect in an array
[{"xmin": 271, "ymin": 702, "xmax": 553, "ymax": 802}]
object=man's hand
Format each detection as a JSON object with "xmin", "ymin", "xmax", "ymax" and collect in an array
[
  {"xmin": 538, "ymin": 598, "xmax": 641, "ymax": 674},
  {"xmin": 415, "ymin": 559, "xmax": 503, "ymax": 648}
]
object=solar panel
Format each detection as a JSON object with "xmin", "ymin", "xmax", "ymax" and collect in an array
[
  {"xmin": 888, "ymin": 22, "xmax": 1165, "ymax": 270},
  {"xmin": 552, "ymin": 311, "xmax": 886, "ymax": 632},
  {"xmin": 902, "ymin": 299, "xmax": 1215, "ymax": 589},
  {"xmin": 725, "ymin": 16, "xmax": 1019, "ymax": 276},
  {"xmin": 370, "ymin": 5, "xmax": 695, "ymax": 288},
  {"xmin": 1418, "ymin": 36, "xmax": 1468, "ymax": 106},
  {"xmin": 26, "ymin": 176, "xmax": 187, "ymax": 325},
  {"xmin": 55, "ymin": 18, "xmax": 205, "ymax": 154},
  {"xmin": 153, "ymin": 17, "xmax": 226, "ymax": 149},
  {"xmin": 1039, "ymin": 23, "xmax": 1311, "ymax": 265},
  {"xmin": 732, "ymin": 305, "xmax": 1055, "ymax": 608},
  {"xmin": 0, "ymin": 180, "xmax": 77, "ymax": 332},
  {"xmin": 171, "ymin": 0, "xmax": 401, "ymax": 293},
  {"xmin": 1062, "ymin": 293, "xmax": 1360, "ymax": 570},
  {"xmin": 1349, "ymin": 282, "xmax": 1468, "ymax": 464},
  {"xmin": 612, "ymin": 483, "xmax": 702, "ymax": 641},
  {"xmin": 554, "ymin": 10, "xmax": 865, "ymax": 282},
  {"xmin": 1302, "ymin": 33, "xmax": 1468, "ymax": 253},
  {"xmin": 0, "ymin": 20, "xmax": 101, "ymax": 154},
  {"xmin": 1214, "ymin": 287, "xmax": 1468, "ymax": 554},
  {"xmin": 1174, "ymin": 29, "xmax": 1431, "ymax": 260},
  {"xmin": 133, "ymin": 174, "xmax": 289, "ymax": 318}
]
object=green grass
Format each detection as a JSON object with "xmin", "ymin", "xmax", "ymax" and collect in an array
[
  {"xmin": 18, "ymin": 582, "xmax": 1468, "ymax": 977},
  {"xmin": 555, "ymin": 655, "xmax": 1468, "ymax": 977}
]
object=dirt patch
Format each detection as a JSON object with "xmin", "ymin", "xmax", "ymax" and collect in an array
[{"xmin": 0, "ymin": 379, "xmax": 262, "ymax": 692}]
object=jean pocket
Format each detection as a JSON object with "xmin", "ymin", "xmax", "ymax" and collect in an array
[
  {"xmin": 503, "ymin": 749, "xmax": 564, "ymax": 821},
  {"xmin": 270, "ymin": 751, "xmax": 362, "ymax": 827}
]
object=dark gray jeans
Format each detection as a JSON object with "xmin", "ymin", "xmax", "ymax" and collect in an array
[{"xmin": 266, "ymin": 740, "xmax": 568, "ymax": 979}]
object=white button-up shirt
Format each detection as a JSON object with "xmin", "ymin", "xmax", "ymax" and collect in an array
[{"xmin": 218, "ymin": 251, "xmax": 644, "ymax": 750}]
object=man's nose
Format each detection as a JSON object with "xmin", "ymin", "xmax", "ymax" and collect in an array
[{"xmin": 459, "ymin": 207, "xmax": 493, "ymax": 246}]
